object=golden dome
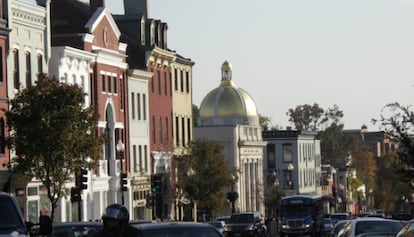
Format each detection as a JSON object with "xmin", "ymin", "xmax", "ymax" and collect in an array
[{"xmin": 199, "ymin": 61, "xmax": 259, "ymax": 126}]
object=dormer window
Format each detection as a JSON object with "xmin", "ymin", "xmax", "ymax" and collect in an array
[{"xmin": 141, "ymin": 18, "xmax": 146, "ymax": 45}]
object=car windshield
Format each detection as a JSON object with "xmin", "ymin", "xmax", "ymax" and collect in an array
[
  {"xmin": 231, "ymin": 214, "xmax": 254, "ymax": 223},
  {"xmin": 140, "ymin": 227, "xmax": 222, "ymax": 237},
  {"xmin": 53, "ymin": 225, "xmax": 102, "ymax": 237},
  {"xmin": 355, "ymin": 221, "xmax": 403, "ymax": 236},
  {"xmin": 0, "ymin": 196, "xmax": 25, "ymax": 229}
]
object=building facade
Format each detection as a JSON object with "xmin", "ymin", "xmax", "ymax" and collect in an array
[
  {"xmin": 195, "ymin": 61, "xmax": 266, "ymax": 215},
  {"xmin": 262, "ymin": 129, "xmax": 322, "ymax": 196}
]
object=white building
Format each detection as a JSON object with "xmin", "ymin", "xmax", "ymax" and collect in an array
[
  {"xmin": 195, "ymin": 61, "xmax": 266, "ymax": 215},
  {"xmin": 262, "ymin": 129, "xmax": 322, "ymax": 196}
]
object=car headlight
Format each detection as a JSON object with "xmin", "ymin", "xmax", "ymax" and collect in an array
[
  {"xmin": 245, "ymin": 224, "xmax": 255, "ymax": 231},
  {"xmin": 282, "ymin": 224, "xmax": 289, "ymax": 229},
  {"xmin": 305, "ymin": 224, "xmax": 311, "ymax": 228},
  {"xmin": 224, "ymin": 226, "xmax": 232, "ymax": 232}
]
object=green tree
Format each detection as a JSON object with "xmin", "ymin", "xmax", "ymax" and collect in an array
[
  {"xmin": 193, "ymin": 104, "xmax": 200, "ymax": 127},
  {"xmin": 373, "ymin": 102, "xmax": 414, "ymax": 187},
  {"xmin": 375, "ymin": 153, "xmax": 410, "ymax": 212},
  {"xmin": 175, "ymin": 138, "xmax": 235, "ymax": 214},
  {"xmin": 287, "ymin": 103, "xmax": 343, "ymax": 131},
  {"xmin": 6, "ymin": 74, "xmax": 102, "ymax": 221}
]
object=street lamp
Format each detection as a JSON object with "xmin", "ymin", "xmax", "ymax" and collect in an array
[
  {"xmin": 227, "ymin": 175, "xmax": 238, "ymax": 213},
  {"xmin": 116, "ymin": 140, "xmax": 125, "ymax": 205},
  {"xmin": 185, "ymin": 167, "xmax": 198, "ymax": 222}
]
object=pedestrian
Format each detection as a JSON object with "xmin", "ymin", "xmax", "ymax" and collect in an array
[{"xmin": 93, "ymin": 204, "xmax": 140, "ymax": 237}]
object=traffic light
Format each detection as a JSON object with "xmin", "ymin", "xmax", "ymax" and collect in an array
[
  {"xmin": 151, "ymin": 174, "xmax": 162, "ymax": 193},
  {"xmin": 120, "ymin": 172, "xmax": 128, "ymax": 192},
  {"xmin": 145, "ymin": 194, "xmax": 153, "ymax": 208},
  {"xmin": 76, "ymin": 169, "xmax": 88, "ymax": 190},
  {"xmin": 71, "ymin": 187, "xmax": 81, "ymax": 202}
]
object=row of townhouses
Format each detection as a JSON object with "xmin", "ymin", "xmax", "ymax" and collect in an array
[{"xmin": 0, "ymin": 0, "xmax": 194, "ymax": 222}]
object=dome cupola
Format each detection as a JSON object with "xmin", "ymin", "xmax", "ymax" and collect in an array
[{"xmin": 198, "ymin": 61, "xmax": 259, "ymax": 126}]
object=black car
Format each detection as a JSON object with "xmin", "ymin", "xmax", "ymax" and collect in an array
[
  {"xmin": 31, "ymin": 221, "xmax": 103, "ymax": 237},
  {"xmin": 224, "ymin": 212, "xmax": 267, "ymax": 237},
  {"xmin": 0, "ymin": 192, "xmax": 34, "ymax": 237},
  {"xmin": 133, "ymin": 221, "xmax": 223, "ymax": 237}
]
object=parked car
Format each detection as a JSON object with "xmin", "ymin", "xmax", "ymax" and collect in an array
[
  {"xmin": 329, "ymin": 220, "xmax": 348, "ymax": 237},
  {"xmin": 330, "ymin": 213, "xmax": 351, "ymax": 225},
  {"xmin": 224, "ymin": 212, "xmax": 267, "ymax": 237},
  {"xmin": 0, "ymin": 191, "xmax": 45, "ymax": 237},
  {"xmin": 208, "ymin": 221, "xmax": 226, "ymax": 234},
  {"xmin": 338, "ymin": 217, "xmax": 403, "ymax": 237},
  {"xmin": 132, "ymin": 221, "xmax": 223, "ymax": 237},
  {"xmin": 395, "ymin": 219, "xmax": 414, "ymax": 237},
  {"xmin": 216, "ymin": 216, "xmax": 231, "ymax": 224},
  {"xmin": 322, "ymin": 218, "xmax": 334, "ymax": 236},
  {"xmin": 31, "ymin": 221, "xmax": 103, "ymax": 237}
]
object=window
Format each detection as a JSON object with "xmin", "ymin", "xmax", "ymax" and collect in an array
[
  {"xmin": 107, "ymin": 75, "xmax": 112, "ymax": 93},
  {"xmin": 174, "ymin": 69, "xmax": 178, "ymax": 91},
  {"xmin": 138, "ymin": 145, "xmax": 142, "ymax": 172},
  {"xmin": 131, "ymin": 92, "xmax": 135, "ymax": 119},
  {"xmin": 267, "ymin": 144, "xmax": 276, "ymax": 169},
  {"xmin": 187, "ymin": 118, "xmax": 191, "ymax": 144},
  {"xmin": 152, "ymin": 116, "xmax": 156, "ymax": 143},
  {"xmin": 143, "ymin": 94, "xmax": 147, "ymax": 120},
  {"xmin": 137, "ymin": 93, "xmax": 141, "ymax": 120},
  {"xmin": 157, "ymin": 71, "xmax": 161, "ymax": 95},
  {"xmin": 133, "ymin": 145, "xmax": 137, "ymax": 172},
  {"xmin": 37, "ymin": 54, "xmax": 42, "ymax": 74},
  {"xmin": 164, "ymin": 71, "xmax": 168, "ymax": 95},
  {"xmin": 180, "ymin": 70, "xmax": 184, "ymax": 92},
  {"xmin": 113, "ymin": 76, "xmax": 117, "ymax": 93},
  {"xmin": 13, "ymin": 49, "xmax": 19, "ymax": 90},
  {"xmin": 282, "ymin": 143, "xmax": 292, "ymax": 162},
  {"xmin": 165, "ymin": 117, "xmax": 169, "ymax": 140},
  {"xmin": 101, "ymin": 74, "xmax": 105, "ymax": 92},
  {"xmin": 181, "ymin": 117, "xmax": 185, "ymax": 147},
  {"xmin": 159, "ymin": 117, "xmax": 163, "ymax": 144},
  {"xmin": 175, "ymin": 116, "xmax": 179, "ymax": 146},
  {"xmin": 186, "ymin": 71, "xmax": 190, "ymax": 93}
]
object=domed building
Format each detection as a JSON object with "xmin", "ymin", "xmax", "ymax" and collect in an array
[{"xmin": 195, "ymin": 61, "xmax": 266, "ymax": 214}]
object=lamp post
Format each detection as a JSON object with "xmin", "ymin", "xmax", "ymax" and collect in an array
[
  {"xmin": 186, "ymin": 167, "xmax": 197, "ymax": 222},
  {"xmin": 116, "ymin": 140, "xmax": 125, "ymax": 205},
  {"xmin": 227, "ymin": 175, "xmax": 238, "ymax": 213}
]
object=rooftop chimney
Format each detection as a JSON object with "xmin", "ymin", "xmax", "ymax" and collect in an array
[
  {"xmin": 124, "ymin": 0, "xmax": 148, "ymax": 17},
  {"xmin": 90, "ymin": 0, "xmax": 105, "ymax": 13}
]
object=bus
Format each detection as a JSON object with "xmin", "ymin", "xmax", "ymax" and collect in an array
[{"xmin": 279, "ymin": 195, "xmax": 325, "ymax": 237}]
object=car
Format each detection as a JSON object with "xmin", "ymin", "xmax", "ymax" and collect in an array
[
  {"xmin": 395, "ymin": 219, "xmax": 414, "ymax": 237},
  {"xmin": 322, "ymin": 218, "xmax": 334, "ymax": 236},
  {"xmin": 330, "ymin": 213, "xmax": 351, "ymax": 225},
  {"xmin": 224, "ymin": 212, "xmax": 267, "ymax": 237},
  {"xmin": 208, "ymin": 221, "xmax": 226, "ymax": 234},
  {"xmin": 0, "ymin": 191, "xmax": 41, "ymax": 237},
  {"xmin": 329, "ymin": 220, "xmax": 348, "ymax": 237},
  {"xmin": 216, "ymin": 216, "xmax": 231, "ymax": 224},
  {"xmin": 30, "ymin": 222, "xmax": 103, "ymax": 237},
  {"xmin": 338, "ymin": 217, "xmax": 403, "ymax": 237},
  {"xmin": 132, "ymin": 221, "xmax": 224, "ymax": 237}
]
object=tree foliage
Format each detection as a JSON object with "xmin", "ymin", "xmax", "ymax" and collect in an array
[
  {"xmin": 175, "ymin": 138, "xmax": 235, "ymax": 213},
  {"xmin": 6, "ymin": 74, "xmax": 102, "ymax": 221},
  {"xmin": 287, "ymin": 103, "xmax": 343, "ymax": 131},
  {"xmin": 373, "ymin": 102, "xmax": 414, "ymax": 190},
  {"xmin": 374, "ymin": 153, "xmax": 410, "ymax": 212}
]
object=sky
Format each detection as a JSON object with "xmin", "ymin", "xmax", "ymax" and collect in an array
[{"xmin": 31, "ymin": 0, "xmax": 414, "ymax": 130}]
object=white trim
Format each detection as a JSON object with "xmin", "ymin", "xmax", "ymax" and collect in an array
[{"xmin": 85, "ymin": 7, "xmax": 121, "ymax": 40}]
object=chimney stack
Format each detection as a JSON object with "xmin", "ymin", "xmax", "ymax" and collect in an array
[
  {"xmin": 90, "ymin": 0, "xmax": 105, "ymax": 13},
  {"xmin": 124, "ymin": 0, "xmax": 148, "ymax": 17}
]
